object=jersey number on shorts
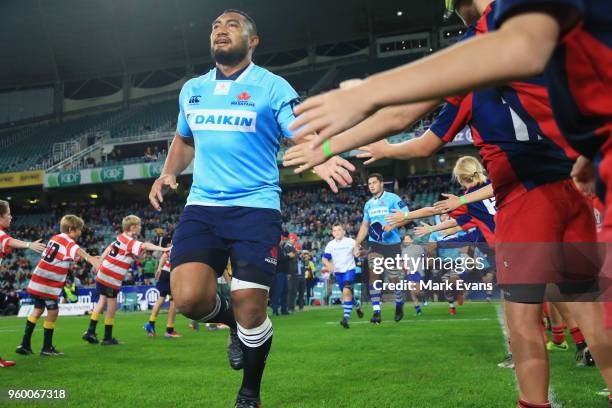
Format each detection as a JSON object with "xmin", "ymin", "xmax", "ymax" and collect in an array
[{"xmin": 42, "ymin": 242, "xmax": 61, "ymax": 263}]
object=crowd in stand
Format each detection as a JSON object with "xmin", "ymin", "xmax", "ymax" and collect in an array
[{"xmin": 0, "ymin": 175, "xmax": 459, "ymax": 313}]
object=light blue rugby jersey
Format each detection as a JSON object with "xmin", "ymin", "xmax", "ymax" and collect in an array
[
  {"xmin": 176, "ymin": 63, "xmax": 299, "ymax": 211},
  {"xmin": 363, "ymin": 191, "xmax": 407, "ymax": 245}
]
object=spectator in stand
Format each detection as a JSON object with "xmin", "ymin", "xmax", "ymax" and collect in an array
[
  {"xmin": 303, "ymin": 252, "xmax": 316, "ymax": 304},
  {"xmin": 1, "ymin": 289, "xmax": 19, "ymax": 316}
]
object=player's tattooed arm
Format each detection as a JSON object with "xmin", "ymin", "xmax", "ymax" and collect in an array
[
  {"xmin": 149, "ymin": 133, "xmax": 194, "ymax": 211},
  {"xmin": 434, "ymin": 184, "xmax": 494, "ymax": 213},
  {"xmin": 8, "ymin": 238, "xmax": 45, "ymax": 253}
]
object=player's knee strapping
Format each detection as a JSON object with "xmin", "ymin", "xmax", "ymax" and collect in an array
[
  {"xmin": 196, "ymin": 293, "xmax": 236, "ymax": 330},
  {"xmin": 237, "ymin": 317, "xmax": 273, "ymax": 349}
]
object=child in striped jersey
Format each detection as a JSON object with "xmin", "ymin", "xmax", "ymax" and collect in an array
[
  {"xmin": 83, "ymin": 215, "xmax": 170, "ymax": 346},
  {"xmin": 0, "ymin": 200, "xmax": 46, "ymax": 367},
  {"xmin": 16, "ymin": 215, "xmax": 101, "ymax": 357}
]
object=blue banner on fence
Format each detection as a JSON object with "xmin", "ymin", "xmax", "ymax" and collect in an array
[{"xmin": 18, "ymin": 285, "xmax": 170, "ymax": 309}]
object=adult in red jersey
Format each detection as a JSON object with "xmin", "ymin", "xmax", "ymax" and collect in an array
[
  {"xmin": 0, "ymin": 200, "xmax": 46, "ymax": 367},
  {"xmin": 82, "ymin": 215, "xmax": 169, "ymax": 346},
  {"xmin": 16, "ymin": 215, "xmax": 100, "ymax": 357}
]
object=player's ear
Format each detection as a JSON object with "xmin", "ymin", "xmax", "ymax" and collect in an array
[{"xmin": 249, "ymin": 34, "xmax": 260, "ymax": 50}]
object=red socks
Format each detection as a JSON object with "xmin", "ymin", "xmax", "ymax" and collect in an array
[
  {"xmin": 569, "ymin": 327, "xmax": 585, "ymax": 346},
  {"xmin": 551, "ymin": 325, "xmax": 565, "ymax": 344}
]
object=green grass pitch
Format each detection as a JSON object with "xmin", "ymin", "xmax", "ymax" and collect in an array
[{"xmin": 0, "ymin": 302, "xmax": 607, "ymax": 407}]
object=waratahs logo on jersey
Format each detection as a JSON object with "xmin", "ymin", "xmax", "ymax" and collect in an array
[
  {"xmin": 231, "ymin": 91, "xmax": 255, "ymax": 107},
  {"xmin": 188, "ymin": 109, "xmax": 257, "ymax": 133},
  {"xmin": 265, "ymin": 246, "xmax": 278, "ymax": 265}
]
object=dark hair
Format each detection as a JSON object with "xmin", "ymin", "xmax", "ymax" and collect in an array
[
  {"xmin": 332, "ymin": 222, "xmax": 345, "ymax": 229},
  {"xmin": 221, "ymin": 9, "xmax": 258, "ymax": 35},
  {"xmin": 368, "ymin": 173, "xmax": 384, "ymax": 183},
  {"xmin": 0, "ymin": 200, "xmax": 9, "ymax": 217}
]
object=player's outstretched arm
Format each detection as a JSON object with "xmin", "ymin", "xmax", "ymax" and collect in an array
[
  {"xmin": 312, "ymin": 156, "xmax": 356, "ymax": 193},
  {"xmin": 414, "ymin": 219, "xmax": 458, "ymax": 237},
  {"xmin": 289, "ymin": 12, "xmax": 562, "ymax": 140},
  {"xmin": 283, "ymin": 101, "xmax": 438, "ymax": 171},
  {"xmin": 155, "ymin": 252, "xmax": 168, "ymax": 281},
  {"xmin": 354, "ymin": 221, "xmax": 369, "ymax": 257},
  {"xmin": 142, "ymin": 243, "xmax": 171, "ymax": 253},
  {"xmin": 384, "ymin": 206, "xmax": 440, "ymax": 231},
  {"xmin": 322, "ymin": 257, "xmax": 334, "ymax": 274},
  {"xmin": 440, "ymin": 226, "xmax": 463, "ymax": 238},
  {"xmin": 434, "ymin": 184, "xmax": 495, "ymax": 214},
  {"xmin": 149, "ymin": 133, "xmax": 194, "ymax": 211},
  {"xmin": 358, "ymin": 130, "xmax": 445, "ymax": 166},
  {"xmin": 76, "ymin": 248, "xmax": 101, "ymax": 271},
  {"xmin": 8, "ymin": 238, "xmax": 45, "ymax": 253}
]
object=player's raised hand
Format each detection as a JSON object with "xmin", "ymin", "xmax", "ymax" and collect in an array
[
  {"xmin": 28, "ymin": 239, "xmax": 46, "ymax": 253},
  {"xmin": 289, "ymin": 83, "xmax": 374, "ymax": 142},
  {"xmin": 313, "ymin": 156, "xmax": 356, "ymax": 193},
  {"xmin": 149, "ymin": 174, "xmax": 178, "ymax": 211},
  {"xmin": 384, "ymin": 209, "xmax": 407, "ymax": 225},
  {"xmin": 356, "ymin": 140, "xmax": 391, "ymax": 165},
  {"xmin": 282, "ymin": 139, "xmax": 327, "ymax": 172},
  {"xmin": 383, "ymin": 224, "xmax": 398, "ymax": 232},
  {"xmin": 434, "ymin": 193, "xmax": 461, "ymax": 213},
  {"xmin": 571, "ymin": 155, "xmax": 595, "ymax": 196},
  {"xmin": 414, "ymin": 222, "xmax": 432, "ymax": 237}
]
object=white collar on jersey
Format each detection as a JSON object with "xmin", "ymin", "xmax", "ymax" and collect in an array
[{"xmin": 213, "ymin": 62, "xmax": 254, "ymax": 83}]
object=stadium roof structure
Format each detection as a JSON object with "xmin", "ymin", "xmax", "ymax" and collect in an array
[{"xmin": 1, "ymin": 0, "xmax": 449, "ymax": 90}]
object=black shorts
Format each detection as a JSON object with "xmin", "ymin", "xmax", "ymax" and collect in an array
[
  {"xmin": 96, "ymin": 281, "xmax": 119, "ymax": 299},
  {"xmin": 171, "ymin": 205, "xmax": 281, "ymax": 288},
  {"xmin": 156, "ymin": 270, "xmax": 171, "ymax": 297},
  {"xmin": 31, "ymin": 295, "xmax": 59, "ymax": 311}
]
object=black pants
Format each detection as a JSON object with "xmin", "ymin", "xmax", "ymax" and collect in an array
[
  {"xmin": 296, "ymin": 277, "xmax": 306, "ymax": 310},
  {"xmin": 271, "ymin": 273, "xmax": 288, "ymax": 314},
  {"xmin": 287, "ymin": 273, "xmax": 297, "ymax": 312},
  {"xmin": 306, "ymin": 277, "xmax": 314, "ymax": 303}
]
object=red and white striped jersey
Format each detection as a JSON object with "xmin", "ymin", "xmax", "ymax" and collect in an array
[
  {"xmin": 0, "ymin": 228, "xmax": 12, "ymax": 265},
  {"xmin": 161, "ymin": 257, "xmax": 171, "ymax": 273},
  {"xmin": 96, "ymin": 233, "xmax": 143, "ymax": 290},
  {"xmin": 27, "ymin": 233, "xmax": 80, "ymax": 300}
]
